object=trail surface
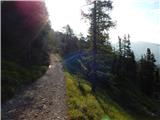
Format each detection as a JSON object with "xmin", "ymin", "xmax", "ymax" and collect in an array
[{"xmin": 2, "ymin": 55, "xmax": 68, "ymax": 120}]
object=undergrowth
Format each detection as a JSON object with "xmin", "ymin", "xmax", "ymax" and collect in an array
[
  {"xmin": 65, "ymin": 72, "xmax": 105, "ymax": 120},
  {"xmin": 2, "ymin": 60, "xmax": 48, "ymax": 102},
  {"xmin": 65, "ymin": 72, "xmax": 137, "ymax": 120}
]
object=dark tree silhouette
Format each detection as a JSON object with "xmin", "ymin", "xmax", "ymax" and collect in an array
[
  {"xmin": 2, "ymin": 1, "xmax": 50, "ymax": 102},
  {"xmin": 139, "ymin": 48, "xmax": 156, "ymax": 97}
]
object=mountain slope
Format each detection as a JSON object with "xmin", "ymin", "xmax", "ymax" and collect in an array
[
  {"xmin": 131, "ymin": 41, "xmax": 160, "ymax": 64},
  {"xmin": 112, "ymin": 41, "xmax": 160, "ymax": 64}
]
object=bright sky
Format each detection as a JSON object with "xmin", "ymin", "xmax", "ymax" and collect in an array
[{"xmin": 45, "ymin": 0, "xmax": 160, "ymax": 44}]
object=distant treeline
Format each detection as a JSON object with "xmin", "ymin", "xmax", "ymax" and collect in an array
[{"xmin": 50, "ymin": 25, "xmax": 160, "ymax": 98}]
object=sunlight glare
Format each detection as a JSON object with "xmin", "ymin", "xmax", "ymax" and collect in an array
[{"xmin": 45, "ymin": 0, "xmax": 88, "ymax": 36}]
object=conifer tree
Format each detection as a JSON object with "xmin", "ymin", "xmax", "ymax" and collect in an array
[
  {"xmin": 87, "ymin": 0, "xmax": 115, "ymax": 53},
  {"xmin": 113, "ymin": 35, "xmax": 137, "ymax": 83},
  {"xmin": 139, "ymin": 48, "xmax": 156, "ymax": 97},
  {"xmin": 83, "ymin": 0, "xmax": 115, "ymax": 92}
]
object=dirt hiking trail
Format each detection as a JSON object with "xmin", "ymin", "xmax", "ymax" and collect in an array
[{"xmin": 2, "ymin": 54, "xmax": 68, "ymax": 120}]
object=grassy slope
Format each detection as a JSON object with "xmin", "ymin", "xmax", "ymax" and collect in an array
[
  {"xmin": 96, "ymin": 89, "xmax": 135, "ymax": 120},
  {"xmin": 65, "ymin": 72, "xmax": 136, "ymax": 120},
  {"xmin": 2, "ymin": 60, "xmax": 48, "ymax": 102},
  {"xmin": 99, "ymin": 78, "xmax": 160, "ymax": 120},
  {"xmin": 65, "ymin": 72, "xmax": 105, "ymax": 120}
]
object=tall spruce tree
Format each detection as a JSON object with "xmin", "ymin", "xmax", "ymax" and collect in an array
[
  {"xmin": 83, "ymin": 0, "xmax": 115, "ymax": 91},
  {"xmin": 113, "ymin": 35, "xmax": 136, "ymax": 84},
  {"xmin": 139, "ymin": 48, "xmax": 156, "ymax": 97},
  {"xmin": 87, "ymin": 0, "xmax": 115, "ymax": 53}
]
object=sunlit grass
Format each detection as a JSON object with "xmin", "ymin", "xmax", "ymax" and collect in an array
[
  {"xmin": 96, "ymin": 89, "xmax": 135, "ymax": 120},
  {"xmin": 65, "ymin": 72, "xmax": 106, "ymax": 120},
  {"xmin": 65, "ymin": 72, "xmax": 137, "ymax": 120}
]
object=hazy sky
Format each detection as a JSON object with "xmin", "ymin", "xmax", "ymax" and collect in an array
[{"xmin": 45, "ymin": 0, "xmax": 160, "ymax": 44}]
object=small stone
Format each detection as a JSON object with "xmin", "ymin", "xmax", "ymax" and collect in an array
[
  {"xmin": 57, "ymin": 116, "xmax": 60, "ymax": 119},
  {"xmin": 8, "ymin": 109, "xmax": 16, "ymax": 113},
  {"xmin": 34, "ymin": 113, "xmax": 38, "ymax": 117},
  {"xmin": 43, "ymin": 105, "xmax": 47, "ymax": 109}
]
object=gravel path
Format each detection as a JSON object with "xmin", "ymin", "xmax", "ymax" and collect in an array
[{"xmin": 2, "ymin": 55, "xmax": 68, "ymax": 120}]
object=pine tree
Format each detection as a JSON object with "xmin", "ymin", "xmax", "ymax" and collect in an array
[
  {"xmin": 113, "ymin": 35, "xmax": 137, "ymax": 84},
  {"xmin": 139, "ymin": 48, "xmax": 156, "ymax": 97},
  {"xmin": 63, "ymin": 24, "xmax": 74, "ymax": 37},
  {"xmin": 83, "ymin": 0, "xmax": 115, "ymax": 92},
  {"xmin": 118, "ymin": 36, "xmax": 122, "ymax": 56},
  {"xmin": 88, "ymin": 0, "xmax": 115, "ymax": 52}
]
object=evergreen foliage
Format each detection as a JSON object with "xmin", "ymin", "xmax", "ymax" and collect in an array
[
  {"xmin": 112, "ymin": 35, "xmax": 137, "ymax": 84},
  {"xmin": 138, "ymin": 48, "xmax": 157, "ymax": 97},
  {"xmin": 2, "ymin": 1, "xmax": 50, "ymax": 102}
]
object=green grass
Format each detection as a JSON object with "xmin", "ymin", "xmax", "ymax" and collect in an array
[
  {"xmin": 65, "ymin": 72, "xmax": 139, "ymax": 120},
  {"xmin": 2, "ymin": 60, "xmax": 48, "ymax": 102},
  {"xmin": 65, "ymin": 72, "xmax": 106, "ymax": 120},
  {"xmin": 96, "ymin": 84, "xmax": 160, "ymax": 120},
  {"xmin": 65, "ymin": 72, "xmax": 160, "ymax": 120},
  {"xmin": 95, "ymin": 89, "xmax": 135, "ymax": 120}
]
